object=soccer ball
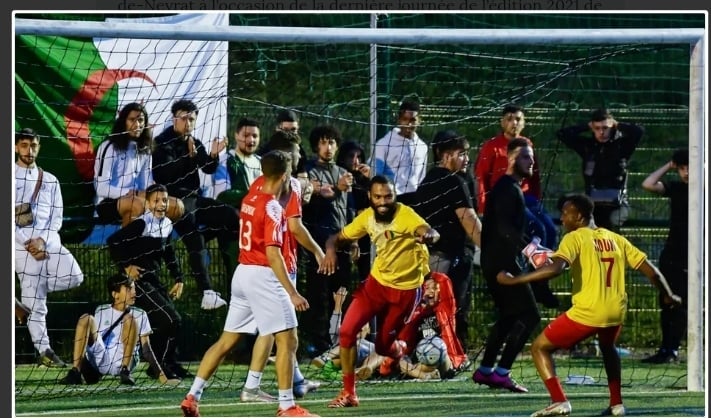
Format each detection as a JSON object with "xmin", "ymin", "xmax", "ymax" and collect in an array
[{"xmin": 415, "ymin": 336, "xmax": 447, "ymax": 366}]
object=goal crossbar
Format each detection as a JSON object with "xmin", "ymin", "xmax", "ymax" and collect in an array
[{"xmin": 14, "ymin": 18, "xmax": 705, "ymax": 45}]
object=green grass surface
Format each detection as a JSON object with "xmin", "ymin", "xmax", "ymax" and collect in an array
[{"xmin": 15, "ymin": 359, "xmax": 705, "ymax": 417}]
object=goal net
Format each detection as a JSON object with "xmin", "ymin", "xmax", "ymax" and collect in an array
[{"xmin": 13, "ymin": 13, "xmax": 704, "ymax": 401}]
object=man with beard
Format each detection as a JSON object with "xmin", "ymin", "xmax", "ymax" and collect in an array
[
  {"xmin": 472, "ymin": 138, "xmax": 540, "ymax": 394},
  {"xmin": 413, "ymin": 130, "xmax": 481, "ymax": 351},
  {"xmin": 15, "ymin": 127, "xmax": 84, "ymax": 367},
  {"xmin": 321, "ymin": 175, "xmax": 439, "ymax": 408}
]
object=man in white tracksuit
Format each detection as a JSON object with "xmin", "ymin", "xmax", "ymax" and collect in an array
[{"xmin": 14, "ymin": 127, "xmax": 84, "ymax": 367}]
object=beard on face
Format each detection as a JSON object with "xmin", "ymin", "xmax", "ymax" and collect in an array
[{"xmin": 371, "ymin": 201, "xmax": 397, "ymax": 223}]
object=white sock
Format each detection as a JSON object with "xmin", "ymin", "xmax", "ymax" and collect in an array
[
  {"xmin": 244, "ymin": 370, "xmax": 263, "ymax": 390},
  {"xmin": 278, "ymin": 389, "xmax": 295, "ymax": 410},
  {"xmin": 189, "ymin": 377, "xmax": 207, "ymax": 401}
]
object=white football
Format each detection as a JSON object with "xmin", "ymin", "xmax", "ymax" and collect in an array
[{"xmin": 415, "ymin": 335, "xmax": 447, "ymax": 366}]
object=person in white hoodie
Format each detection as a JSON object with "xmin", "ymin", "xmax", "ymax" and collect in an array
[{"xmin": 14, "ymin": 127, "xmax": 84, "ymax": 367}]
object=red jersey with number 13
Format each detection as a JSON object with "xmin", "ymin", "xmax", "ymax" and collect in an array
[
  {"xmin": 249, "ymin": 176, "xmax": 302, "ymax": 274},
  {"xmin": 238, "ymin": 190, "xmax": 285, "ymax": 267}
]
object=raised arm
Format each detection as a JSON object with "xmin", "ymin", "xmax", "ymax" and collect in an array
[{"xmin": 641, "ymin": 161, "xmax": 672, "ymax": 195}]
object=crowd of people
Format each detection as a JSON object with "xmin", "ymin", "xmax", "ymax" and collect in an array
[{"xmin": 14, "ymin": 99, "xmax": 688, "ymax": 417}]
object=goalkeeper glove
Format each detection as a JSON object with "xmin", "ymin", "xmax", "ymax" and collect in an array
[{"xmin": 522, "ymin": 236, "xmax": 554, "ymax": 269}]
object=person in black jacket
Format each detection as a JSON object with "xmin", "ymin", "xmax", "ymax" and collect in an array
[
  {"xmin": 107, "ymin": 184, "xmax": 189, "ymax": 380},
  {"xmin": 558, "ymin": 108, "xmax": 644, "ymax": 231},
  {"xmin": 152, "ymin": 99, "xmax": 237, "ymax": 310},
  {"xmin": 413, "ymin": 130, "xmax": 481, "ymax": 351},
  {"xmin": 472, "ymin": 138, "xmax": 540, "ymax": 394}
]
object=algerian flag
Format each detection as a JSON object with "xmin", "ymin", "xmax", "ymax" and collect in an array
[{"xmin": 14, "ymin": 13, "xmax": 228, "ymax": 242}]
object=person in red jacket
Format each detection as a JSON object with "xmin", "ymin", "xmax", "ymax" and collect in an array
[
  {"xmin": 474, "ymin": 104, "xmax": 558, "ymax": 308},
  {"xmin": 368, "ymin": 271, "xmax": 469, "ymax": 379}
]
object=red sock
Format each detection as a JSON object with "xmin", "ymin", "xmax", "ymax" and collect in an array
[
  {"xmin": 344, "ymin": 373, "xmax": 356, "ymax": 395},
  {"xmin": 544, "ymin": 377, "xmax": 567, "ymax": 403},
  {"xmin": 608, "ymin": 379, "xmax": 622, "ymax": 406}
]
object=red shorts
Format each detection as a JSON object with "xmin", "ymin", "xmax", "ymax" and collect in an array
[{"xmin": 544, "ymin": 312, "xmax": 622, "ymax": 349}]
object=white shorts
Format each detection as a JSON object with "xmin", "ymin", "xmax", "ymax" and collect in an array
[
  {"xmin": 225, "ymin": 264, "xmax": 298, "ymax": 335},
  {"xmin": 85, "ymin": 338, "xmax": 138, "ymax": 376}
]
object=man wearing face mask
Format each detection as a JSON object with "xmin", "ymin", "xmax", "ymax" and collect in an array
[
  {"xmin": 322, "ymin": 176, "xmax": 439, "ymax": 408},
  {"xmin": 558, "ymin": 108, "xmax": 644, "ymax": 231}
]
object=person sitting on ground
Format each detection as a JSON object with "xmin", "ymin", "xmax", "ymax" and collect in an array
[
  {"xmin": 310, "ymin": 287, "xmax": 380, "ymax": 381},
  {"xmin": 59, "ymin": 274, "xmax": 180, "ymax": 386},
  {"xmin": 361, "ymin": 272, "xmax": 469, "ymax": 380}
]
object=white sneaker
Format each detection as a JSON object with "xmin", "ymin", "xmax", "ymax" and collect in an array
[
  {"xmin": 293, "ymin": 379, "xmax": 321, "ymax": 398},
  {"xmin": 601, "ymin": 404, "xmax": 626, "ymax": 417},
  {"xmin": 240, "ymin": 387, "xmax": 277, "ymax": 403},
  {"xmin": 531, "ymin": 401, "xmax": 572, "ymax": 417},
  {"xmin": 201, "ymin": 290, "xmax": 227, "ymax": 310}
]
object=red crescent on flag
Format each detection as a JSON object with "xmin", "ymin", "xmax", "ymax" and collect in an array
[{"xmin": 65, "ymin": 69, "xmax": 156, "ymax": 181}]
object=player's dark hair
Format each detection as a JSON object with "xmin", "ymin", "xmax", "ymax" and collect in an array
[
  {"xmin": 107, "ymin": 273, "xmax": 132, "ymax": 298},
  {"xmin": 432, "ymin": 129, "xmax": 468, "ymax": 161},
  {"xmin": 265, "ymin": 130, "xmax": 301, "ymax": 152},
  {"xmin": 261, "ymin": 150, "xmax": 290, "ymax": 179},
  {"xmin": 276, "ymin": 109, "xmax": 298, "ymax": 124},
  {"xmin": 16, "ymin": 127, "xmax": 39, "ymax": 144},
  {"xmin": 309, "ymin": 125, "xmax": 342, "ymax": 151},
  {"xmin": 502, "ymin": 103, "xmax": 523, "ymax": 115},
  {"xmin": 590, "ymin": 108, "xmax": 612, "ymax": 122},
  {"xmin": 145, "ymin": 183, "xmax": 168, "ymax": 199},
  {"xmin": 236, "ymin": 117, "xmax": 260, "ymax": 133},
  {"xmin": 672, "ymin": 148, "xmax": 689, "ymax": 166},
  {"xmin": 369, "ymin": 175, "xmax": 394, "ymax": 192},
  {"xmin": 507, "ymin": 137, "xmax": 530, "ymax": 155},
  {"xmin": 566, "ymin": 194, "xmax": 595, "ymax": 222},
  {"xmin": 398, "ymin": 99, "xmax": 420, "ymax": 114},
  {"xmin": 171, "ymin": 99, "xmax": 199, "ymax": 116}
]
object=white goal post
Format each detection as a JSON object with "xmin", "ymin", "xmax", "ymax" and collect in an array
[{"xmin": 14, "ymin": 16, "xmax": 706, "ymax": 392}]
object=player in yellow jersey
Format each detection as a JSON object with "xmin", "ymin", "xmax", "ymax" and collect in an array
[
  {"xmin": 321, "ymin": 175, "xmax": 439, "ymax": 408},
  {"xmin": 497, "ymin": 194, "xmax": 681, "ymax": 418}
]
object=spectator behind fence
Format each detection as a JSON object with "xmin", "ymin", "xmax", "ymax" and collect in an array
[
  {"xmin": 473, "ymin": 138, "xmax": 540, "ymax": 394},
  {"xmin": 557, "ymin": 108, "xmax": 644, "ymax": 231},
  {"xmin": 335, "ymin": 141, "xmax": 372, "ymax": 282},
  {"xmin": 59, "ymin": 274, "xmax": 180, "ymax": 387},
  {"xmin": 94, "ymin": 102, "xmax": 184, "ymax": 227},
  {"xmin": 152, "ymin": 98, "xmax": 237, "ymax": 310},
  {"xmin": 302, "ymin": 125, "xmax": 355, "ymax": 354},
  {"xmin": 322, "ymin": 175, "xmax": 439, "ymax": 408},
  {"xmin": 372, "ymin": 99, "xmax": 428, "ymax": 197},
  {"xmin": 272, "ymin": 108, "xmax": 314, "ymax": 204},
  {"xmin": 474, "ymin": 104, "xmax": 559, "ymax": 308},
  {"xmin": 106, "ymin": 183, "xmax": 190, "ymax": 380},
  {"xmin": 180, "ymin": 150, "xmax": 316, "ymax": 418},
  {"xmin": 15, "ymin": 127, "xmax": 84, "ymax": 368},
  {"xmin": 216, "ymin": 117, "xmax": 262, "ymax": 209},
  {"xmin": 496, "ymin": 194, "xmax": 681, "ymax": 417},
  {"xmin": 413, "ymin": 130, "xmax": 481, "ymax": 351},
  {"xmin": 640, "ymin": 149, "xmax": 689, "ymax": 364}
]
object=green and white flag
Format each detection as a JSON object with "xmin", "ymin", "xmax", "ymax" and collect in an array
[{"xmin": 15, "ymin": 13, "xmax": 228, "ymax": 241}]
